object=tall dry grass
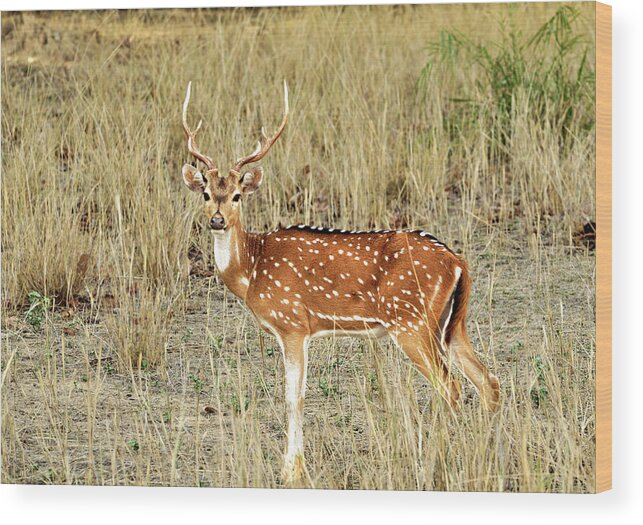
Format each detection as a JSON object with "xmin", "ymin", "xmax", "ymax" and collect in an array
[{"xmin": 2, "ymin": 4, "xmax": 596, "ymax": 491}]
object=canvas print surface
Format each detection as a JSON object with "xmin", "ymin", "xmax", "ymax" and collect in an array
[{"xmin": 1, "ymin": 2, "xmax": 603, "ymax": 492}]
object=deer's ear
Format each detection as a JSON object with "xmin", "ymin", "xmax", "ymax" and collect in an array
[
  {"xmin": 240, "ymin": 166, "xmax": 263, "ymax": 194},
  {"xmin": 182, "ymin": 164, "xmax": 207, "ymax": 193}
]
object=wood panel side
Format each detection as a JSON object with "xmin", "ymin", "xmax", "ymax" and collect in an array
[{"xmin": 595, "ymin": 1, "xmax": 612, "ymax": 494}]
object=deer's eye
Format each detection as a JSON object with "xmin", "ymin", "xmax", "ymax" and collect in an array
[
  {"xmin": 232, "ymin": 193, "xmax": 241, "ymax": 203},
  {"xmin": 203, "ymin": 192, "xmax": 211, "ymax": 201}
]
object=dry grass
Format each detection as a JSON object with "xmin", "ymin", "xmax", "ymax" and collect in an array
[{"xmin": 2, "ymin": 3, "xmax": 596, "ymax": 491}]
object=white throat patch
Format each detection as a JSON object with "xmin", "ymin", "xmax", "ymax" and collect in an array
[{"xmin": 212, "ymin": 229, "xmax": 234, "ymax": 273}]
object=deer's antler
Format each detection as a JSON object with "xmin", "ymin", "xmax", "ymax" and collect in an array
[
  {"xmin": 182, "ymin": 81, "xmax": 217, "ymax": 172},
  {"xmin": 232, "ymin": 81, "xmax": 289, "ymax": 173}
]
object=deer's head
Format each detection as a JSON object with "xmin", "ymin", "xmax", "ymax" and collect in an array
[{"xmin": 181, "ymin": 81, "xmax": 288, "ymax": 232}]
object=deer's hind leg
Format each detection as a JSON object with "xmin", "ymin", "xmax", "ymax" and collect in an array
[
  {"xmin": 445, "ymin": 320, "xmax": 500, "ymax": 412},
  {"xmin": 389, "ymin": 327, "xmax": 461, "ymax": 410}
]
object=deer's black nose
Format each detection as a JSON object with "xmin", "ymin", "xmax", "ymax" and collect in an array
[{"xmin": 210, "ymin": 215, "xmax": 225, "ymax": 230}]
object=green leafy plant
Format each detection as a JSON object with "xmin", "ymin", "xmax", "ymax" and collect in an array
[
  {"xmin": 25, "ymin": 291, "xmax": 51, "ymax": 331},
  {"xmin": 209, "ymin": 335, "xmax": 224, "ymax": 354},
  {"xmin": 530, "ymin": 356, "xmax": 549, "ymax": 408},
  {"xmin": 189, "ymin": 373, "xmax": 205, "ymax": 394},
  {"xmin": 230, "ymin": 392, "xmax": 250, "ymax": 414},
  {"xmin": 368, "ymin": 371, "xmax": 379, "ymax": 391},
  {"xmin": 419, "ymin": 6, "xmax": 594, "ymax": 153},
  {"xmin": 319, "ymin": 376, "xmax": 339, "ymax": 398},
  {"xmin": 43, "ymin": 468, "xmax": 57, "ymax": 483},
  {"xmin": 181, "ymin": 327, "xmax": 194, "ymax": 343},
  {"xmin": 511, "ymin": 340, "xmax": 524, "ymax": 354}
]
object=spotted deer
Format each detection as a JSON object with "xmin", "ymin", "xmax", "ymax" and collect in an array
[{"xmin": 180, "ymin": 81, "xmax": 500, "ymax": 482}]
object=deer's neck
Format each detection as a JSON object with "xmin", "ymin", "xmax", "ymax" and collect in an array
[{"xmin": 212, "ymin": 221, "xmax": 261, "ymax": 299}]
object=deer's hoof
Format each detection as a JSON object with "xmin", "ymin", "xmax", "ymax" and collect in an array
[
  {"xmin": 281, "ymin": 454, "xmax": 306, "ymax": 485},
  {"xmin": 484, "ymin": 375, "xmax": 501, "ymax": 412}
]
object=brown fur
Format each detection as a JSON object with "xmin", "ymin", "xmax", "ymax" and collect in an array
[{"xmin": 180, "ymin": 82, "xmax": 500, "ymax": 482}]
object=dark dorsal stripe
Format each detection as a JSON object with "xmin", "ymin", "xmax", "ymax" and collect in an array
[{"xmin": 277, "ymin": 225, "xmax": 454, "ymax": 254}]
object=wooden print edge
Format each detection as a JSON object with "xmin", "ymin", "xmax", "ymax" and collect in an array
[{"xmin": 595, "ymin": 1, "xmax": 612, "ymax": 494}]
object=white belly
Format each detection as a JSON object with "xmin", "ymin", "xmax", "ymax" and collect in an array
[{"xmin": 311, "ymin": 325, "xmax": 388, "ymax": 340}]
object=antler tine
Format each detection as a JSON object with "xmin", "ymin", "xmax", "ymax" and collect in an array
[
  {"xmin": 182, "ymin": 81, "xmax": 216, "ymax": 171},
  {"xmin": 233, "ymin": 80, "xmax": 289, "ymax": 173}
]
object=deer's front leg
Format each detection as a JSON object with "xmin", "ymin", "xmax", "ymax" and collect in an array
[{"xmin": 278, "ymin": 333, "xmax": 309, "ymax": 483}]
